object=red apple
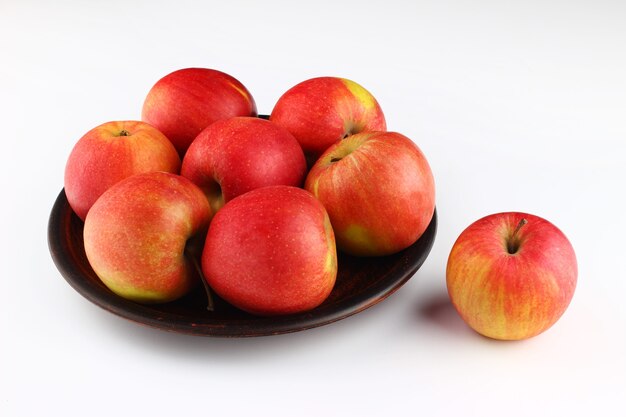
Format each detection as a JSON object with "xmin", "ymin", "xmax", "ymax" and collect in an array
[
  {"xmin": 446, "ymin": 212, "xmax": 578, "ymax": 340},
  {"xmin": 305, "ymin": 131, "xmax": 435, "ymax": 257},
  {"xmin": 270, "ymin": 77, "xmax": 386, "ymax": 161},
  {"xmin": 181, "ymin": 117, "xmax": 307, "ymax": 213},
  {"xmin": 84, "ymin": 172, "xmax": 212, "ymax": 304},
  {"xmin": 142, "ymin": 68, "xmax": 257, "ymax": 156},
  {"xmin": 64, "ymin": 120, "xmax": 181, "ymax": 221},
  {"xmin": 202, "ymin": 186, "xmax": 337, "ymax": 316}
]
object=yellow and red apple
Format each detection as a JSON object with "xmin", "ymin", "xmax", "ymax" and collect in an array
[
  {"xmin": 446, "ymin": 212, "xmax": 577, "ymax": 340},
  {"xmin": 142, "ymin": 68, "xmax": 257, "ymax": 156},
  {"xmin": 201, "ymin": 186, "xmax": 337, "ymax": 316},
  {"xmin": 181, "ymin": 117, "xmax": 307, "ymax": 213},
  {"xmin": 84, "ymin": 172, "xmax": 212, "ymax": 304},
  {"xmin": 270, "ymin": 76, "xmax": 386, "ymax": 162},
  {"xmin": 64, "ymin": 120, "xmax": 181, "ymax": 221},
  {"xmin": 305, "ymin": 131, "xmax": 435, "ymax": 256}
]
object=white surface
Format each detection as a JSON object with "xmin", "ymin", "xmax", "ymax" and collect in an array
[{"xmin": 2, "ymin": 1, "xmax": 625, "ymax": 416}]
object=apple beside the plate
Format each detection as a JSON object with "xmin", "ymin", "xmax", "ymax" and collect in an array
[{"xmin": 446, "ymin": 212, "xmax": 577, "ymax": 340}]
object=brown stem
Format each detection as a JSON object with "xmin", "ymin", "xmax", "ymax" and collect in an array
[
  {"xmin": 512, "ymin": 218, "xmax": 528, "ymax": 237},
  {"xmin": 507, "ymin": 218, "xmax": 528, "ymax": 254},
  {"xmin": 118, "ymin": 129, "xmax": 131, "ymax": 136},
  {"xmin": 186, "ymin": 248, "xmax": 214, "ymax": 311}
]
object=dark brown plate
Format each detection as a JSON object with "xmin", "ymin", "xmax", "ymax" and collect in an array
[{"xmin": 48, "ymin": 189, "xmax": 437, "ymax": 337}]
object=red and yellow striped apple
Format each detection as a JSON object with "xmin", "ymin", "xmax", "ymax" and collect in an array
[
  {"xmin": 64, "ymin": 120, "xmax": 181, "ymax": 221},
  {"xmin": 446, "ymin": 212, "xmax": 577, "ymax": 340},
  {"xmin": 142, "ymin": 68, "xmax": 257, "ymax": 156},
  {"xmin": 181, "ymin": 117, "xmax": 307, "ymax": 213},
  {"xmin": 84, "ymin": 172, "xmax": 212, "ymax": 304},
  {"xmin": 305, "ymin": 131, "xmax": 435, "ymax": 257},
  {"xmin": 202, "ymin": 186, "xmax": 337, "ymax": 316},
  {"xmin": 270, "ymin": 76, "xmax": 386, "ymax": 162}
]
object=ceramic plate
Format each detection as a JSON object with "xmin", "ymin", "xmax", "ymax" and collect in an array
[{"xmin": 48, "ymin": 190, "xmax": 436, "ymax": 337}]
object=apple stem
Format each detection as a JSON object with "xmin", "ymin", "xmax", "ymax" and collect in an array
[
  {"xmin": 186, "ymin": 249, "xmax": 214, "ymax": 311},
  {"xmin": 507, "ymin": 218, "xmax": 528, "ymax": 254},
  {"xmin": 513, "ymin": 218, "xmax": 528, "ymax": 237},
  {"xmin": 118, "ymin": 129, "xmax": 131, "ymax": 136}
]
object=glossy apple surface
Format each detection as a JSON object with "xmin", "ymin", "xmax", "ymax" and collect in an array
[
  {"xmin": 305, "ymin": 131, "xmax": 435, "ymax": 256},
  {"xmin": 84, "ymin": 172, "xmax": 212, "ymax": 304},
  {"xmin": 202, "ymin": 186, "xmax": 337, "ymax": 316},
  {"xmin": 64, "ymin": 120, "xmax": 181, "ymax": 221},
  {"xmin": 181, "ymin": 117, "xmax": 307, "ymax": 213},
  {"xmin": 446, "ymin": 212, "xmax": 577, "ymax": 340},
  {"xmin": 270, "ymin": 76, "xmax": 386, "ymax": 161},
  {"xmin": 142, "ymin": 68, "xmax": 257, "ymax": 156}
]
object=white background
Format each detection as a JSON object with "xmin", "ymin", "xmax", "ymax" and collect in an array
[{"xmin": 2, "ymin": 0, "xmax": 625, "ymax": 416}]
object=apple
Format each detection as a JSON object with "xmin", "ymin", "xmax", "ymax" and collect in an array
[
  {"xmin": 305, "ymin": 131, "xmax": 435, "ymax": 257},
  {"xmin": 202, "ymin": 186, "xmax": 337, "ymax": 316},
  {"xmin": 142, "ymin": 68, "xmax": 257, "ymax": 156},
  {"xmin": 270, "ymin": 76, "xmax": 386, "ymax": 162},
  {"xmin": 64, "ymin": 120, "xmax": 181, "ymax": 221},
  {"xmin": 83, "ymin": 172, "xmax": 212, "ymax": 304},
  {"xmin": 446, "ymin": 212, "xmax": 578, "ymax": 340},
  {"xmin": 181, "ymin": 117, "xmax": 307, "ymax": 213}
]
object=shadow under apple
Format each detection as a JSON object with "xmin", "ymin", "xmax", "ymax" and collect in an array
[{"xmin": 416, "ymin": 290, "xmax": 474, "ymax": 336}]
